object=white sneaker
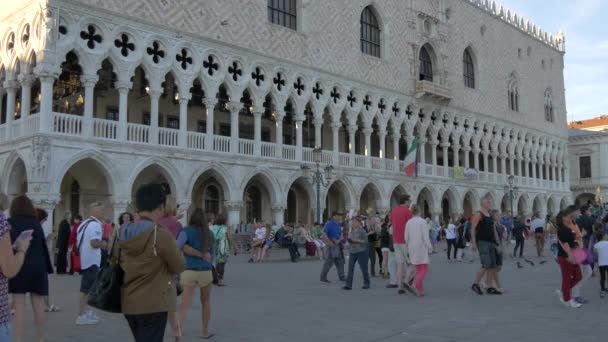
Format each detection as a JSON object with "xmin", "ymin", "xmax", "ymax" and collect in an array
[
  {"xmin": 556, "ymin": 289, "xmax": 564, "ymax": 305},
  {"xmin": 76, "ymin": 314, "xmax": 99, "ymax": 325},
  {"xmin": 567, "ymin": 299, "xmax": 582, "ymax": 308},
  {"xmin": 86, "ymin": 310, "xmax": 100, "ymax": 321}
]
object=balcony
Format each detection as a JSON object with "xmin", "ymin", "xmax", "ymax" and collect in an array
[
  {"xmin": 415, "ymin": 80, "xmax": 451, "ymax": 100},
  {"xmin": 0, "ymin": 112, "xmax": 570, "ymax": 192}
]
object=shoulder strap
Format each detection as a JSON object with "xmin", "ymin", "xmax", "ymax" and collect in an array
[{"xmin": 75, "ymin": 219, "xmax": 94, "ymax": 256}]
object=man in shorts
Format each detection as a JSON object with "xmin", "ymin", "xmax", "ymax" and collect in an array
[
  {"xmin": 471, "ymin": 196, "xmax": 502, "ymax": 295},
  {"xmin": 75, "ymin": 202, "xmax": 108, "ymax": 325},
  {"xmin": 390, "ymin": 195, "xmax": 413, "ymax": 294}
]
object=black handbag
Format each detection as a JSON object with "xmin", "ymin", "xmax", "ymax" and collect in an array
[{"xmin": 87, "ymin": 237, "xmax": 124, "ymax": 313}]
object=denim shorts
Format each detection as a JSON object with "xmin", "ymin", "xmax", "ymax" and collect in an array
[
  {"xmin": 0, "ymin": 322, "xmax": 10, "ymax": 342},
  {"xmin": 80, "ymin": 265, "xmax": 100, "ymax": 293}
]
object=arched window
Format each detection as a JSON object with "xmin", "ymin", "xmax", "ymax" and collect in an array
[
  {"xmin": 544, "ymin": 88, "xmax": 554, "ymax": 122},
  {"xmin": 360, "ymin": 6, "xmax": 381, "ymax": 58},
  {"xmin": 463, "ymin": 48, "xmax": 475, "ymax": 88},
  {"xmin": 419, "ymin": 46, "xmax": 433, "ymax": 81},
  {"xmin": 204, "ymin": 185, "xmax": 220, "ymax": 215},
  {"xmin": 267, "ymin": 0, "xmax": 297, "ymax": 30},
  {"xmin": 507, "ymin": 73, "xmax": 519, "ymax": 112}
]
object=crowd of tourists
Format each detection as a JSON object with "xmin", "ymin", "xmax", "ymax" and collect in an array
[{"xmin": 1, "ymin": 185, "xmax": 608, "ymax": 341}]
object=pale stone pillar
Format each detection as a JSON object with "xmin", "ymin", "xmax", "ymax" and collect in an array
[
  {"xmin": 253, "ymin": 110, "xmax": 263, "ymax": 156},
  {"xmin": 314, "ymin": 117, "xmax": 323, "ymax": 148},
  {"xmin": 179, "ymin": 94, "xmax": 191, "ymax": 147},
  {"xmin": 115, "ymin": 81, "xmax": 132, "ymax": 141},
  {"xmin": 149, "ymin": 88, "xmax": 162, "ymax": 144},
  {"xmin": 363, "ymin": 127, "xmax": 373, "ymax": 168},
  {"xmin": 392, "ymin": 132, "xmax": 400, "ymax": 160},
  {"xmin": 275, "ymin": 110, "xmax": 285, "ymax": 158},
  {"xmin": 38, "ymin": 75, "xmax": 55, "ymax": 133},
  {"xmin": 204, "ymin": 98, "xmax": 217, "ymax": 150},
  {"xmin": 19, "ymin": 74, "xmax": 35, "ymax": 120},
  {"xmin": 331, "ymin": 121, "xmax": 340, "ymax": 164},
  {"xmin": 272, "ymin": 204, "xmax": 285, "ymax": 227},
  {"xmin": 228, "ymin": 101, "xmax": 241, "ymax": 153},
  {"xmin": 430, "ymin": 140, "xmax": 438, "ymax": 176},
  {"xmin": 453, "ymin": 143, "xmax": 461, "ymax": 168},
  {"xmin": 295, "ymin": 115, "xmax": 304, "ymax": 160},
  {"xmin": 3, "ymin": 80, "xmax": 18, "ymax": 138},
  {"xmin": 463, "ymin": 146, "xmax": 470, "ymax": 169},
  {"xmin": 81, "ymin": 74, "xmax": 98, "ymax": 137}
]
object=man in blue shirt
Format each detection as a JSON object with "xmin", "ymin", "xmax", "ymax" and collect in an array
[
  {"xmin": 500, "ymin": 213, "xmax": 513, "ymax": 242},
  {"xmin": 320, "ymin": 211, "xmax": 345, "ymax": 283}
]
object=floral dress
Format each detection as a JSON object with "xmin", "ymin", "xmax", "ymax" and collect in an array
[{"xmin": 0, "ymin": 213, "xmax": 11, "ymax": 326}]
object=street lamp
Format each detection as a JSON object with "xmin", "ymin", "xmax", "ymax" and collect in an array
[
  {"xmin": 301, "ymin": 147, "xmax": 334, "ymax": 223},
  {"xmin": 503, "ymin": 174, "xmax": 519, "ymax": 223}
]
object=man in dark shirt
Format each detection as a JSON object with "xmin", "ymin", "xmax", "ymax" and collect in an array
[
  {"xmin": 576, "ymin": 206, "xmax": 594, "ymax": 249},
  {"xmin": 512, "ymin": 218, "xmax": 527, "ymax": 258}
]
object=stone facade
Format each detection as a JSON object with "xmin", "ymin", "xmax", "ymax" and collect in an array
[
  {"xmin": 568, "ymin": 129, "xmax": 608, "ymax": 206},
  {"xmin": 0, "ymin": 0, "xmax": 571, "ymax": 234}
]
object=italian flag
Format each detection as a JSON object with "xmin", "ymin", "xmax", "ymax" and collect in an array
[{"xmin": 403, "ymin": 138, "xmax": 418, "ymax": 177}]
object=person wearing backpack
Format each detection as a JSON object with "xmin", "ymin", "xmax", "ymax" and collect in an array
[{"xmin": 75, "ymin": 202, "xmax": 108, "ymax": 325}]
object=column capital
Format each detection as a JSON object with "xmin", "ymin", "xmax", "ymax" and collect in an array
[
  {"xmin": 274, "ymin": 109, "xmax": 286, "ymax": 121},
  {"xmin": 313, "ymin": 117, "xmax": 324, "ymax": 126},
  {"xmin": 252, "ymin": 104, "xmax": 265, "ymax": 115},
  {"xmin": 204, "ymin": 97, "xmax": 218, "ymax": 108},
  {"xmin": 111, "ymin": 198, "xmax": 131, "ymax": 208},
  {"xmin": 226, "ymin": 101, "xmax": 242, "ymax": 113},
  {"xmin": 362, "ymin": 127, "xmax": 373, "ymax": 136},
  {"xmin": 295, "ymin": 115, "xmax": 306, "ymax": 123},
  {"xmin": 178, "ymin": 92, "xmax": 192, "ymax": 102},
  {"xmin": 18, "ymin": 74, "xmax": 36, "ymax": 87},
  {"xmin": 3, "ymin": 80, "xmax": 19, "ymax": 90},
  {"xmin": 80, "ymin": 74, "xmax": 99, "ymax": 87},
  {"xmin": 271, "ymin": 204, "xmax": 286, "ymax": 212},
  {"xmin": 378, "ymin": 128, "xmax": 387, "ymax": 137},
  {"xmin": 225, "ymin": 201, "xmax": 243, "ymax": 211},
  {"xmin": 452, "ymin": 143, "xmax": 461, "ymax": 150},
  {"xmin": 148, "ymin": 87, "xmax": 163, "ymax": 99},
  {"xmin": 462, "ymin": 146, "xmax": 471, "ymax": 152},
  {"xmin": 348, "ymin": 124, "xmax": 358, "ymax": 134},
  {"xmin": 330, "ymin": 120, "xmax": 341, "ymax": 130},
  {"xmin": 440, "ymin": 142, "xmax": 450, "ymax": 148},
  {"xmin": 115, "ymin": 80, "xmax": 133, "ymax": 90}
]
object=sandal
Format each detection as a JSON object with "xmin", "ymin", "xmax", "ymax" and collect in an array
[
  {"xmin": 46, "ymin": 305, "xmax": 60, "ymax": 312},
  {"xmin": 471, "ymin": 283, "xmax": 483, "ymax": 295},
  {"xmin": 487, "ymin": 287, "xmax": 503, "ymax": 295}
]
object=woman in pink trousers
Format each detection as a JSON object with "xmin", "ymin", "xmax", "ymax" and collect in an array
[{"xmin": 406, "ymin": 204, "xmax": 432, "ymax": 297}]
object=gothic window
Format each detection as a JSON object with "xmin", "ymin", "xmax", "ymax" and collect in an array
[
  {"xmin": 544, "ymin": 88, "xmax": 554, "ymax": 122},
  {"xmin": 360, "ymin": 6, "xmax": 381, "ymax": 58},
  {"xmin": 579, "ymin": 156, "xmax": 591, "ymax": 179},
  {"xmin": 463, "ymin": 48, "xmax": 475, "ymax": 88},
  {"xmin": 419, "ymin": 46, "xmax": 433, "ymax": 81},
  {"xmin": 204, "ymin": 185, "xmax": 220, "ymax": 215},
  {"xmin": 507, "ymin": 74, "xmax": 519, "ymax": 112},
  {"xmin": 268, "ymin": 0, "xmax": 297, "ymax": 30}
]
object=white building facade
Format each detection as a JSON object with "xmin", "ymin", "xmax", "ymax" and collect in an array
[
  {"xmin": 0, "ymin": 0, "xmax": 571, "ymax": 232},
  {"xmin": 568, "ymin": 129, "xmax": 608, "ymax": 206}
]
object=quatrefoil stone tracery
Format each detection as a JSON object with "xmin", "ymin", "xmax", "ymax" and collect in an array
[
  {"xmin": 203, "ymin": 55, "xmax": 219, "ymax": 76},
  {"xmin": 146, "ymin": 41, "xmax": 165, "ymax": 64},
  {"xmin": 114, "ymin": 34, "xmax": 135, "ymax": 57},
  {"xmin": 80, "ymin": 25, "xmax": 102, "ymax": 49},
  {"xmin": 176, "ymin": 48, "xmax": 193, "ymax": 70}
]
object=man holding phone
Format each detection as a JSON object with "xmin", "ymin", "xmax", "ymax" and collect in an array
[{"xmin": 75, "ymin": 202, "xmax": 108, "ymax": 325}]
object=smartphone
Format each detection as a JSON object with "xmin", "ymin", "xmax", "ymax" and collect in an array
[{"xmin": 12, "ymin": 229, "xmax": 33, "ymax": 248}]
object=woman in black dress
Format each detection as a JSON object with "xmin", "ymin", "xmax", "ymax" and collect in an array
[
  {"xmin": 8, "ymin": 195, "xmax": 53, "ymax": 342},
  {"xmin": 55, "ymin": 211, "xmax": 72, "ymax": 274}
]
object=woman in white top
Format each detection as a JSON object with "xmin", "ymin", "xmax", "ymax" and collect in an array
[
  {"xmin": 248, "ymin": 223, "xmax": 266, "ymax": 263},
  {"xmin": 445, "ymin": 219, "xmax": 458, "ymax": 261},
  {"xmin": 405, "ymin": 205, "xmax": 432, "ymax": 296}
]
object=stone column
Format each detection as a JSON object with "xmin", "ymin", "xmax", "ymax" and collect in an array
[
  {"xmin": 275, "ymin": 109, "xmax": 285, "ymax": 158},
  {"xmin": 3, "ymin": 80, "xmax": 18, "ymax": 138},
  {"xmin": 331, "ymin": 121, "xmax": 340, "ymax": 164},
  {"xmin": 418, "ymin": 137, "xmax": 427, "ymax": 166},
  {"xmin": 441, "ymin": 142, "xmax": 449, "ymax": 171},
  {"xmin": 225, "ymin": 201, "xmax": 243, "ymax": 233},
  {"xmin": 81, "ymin": 74, "xmax": 98, "ymax": 137},
  {"xmin": 392, "ymin": 132, "xmax": 400, "ymax": 161},
  {"xmin": 430, "ymin": 140, "xmax": 438, "ymax": 176},
  {"xmin": 313, "ymin": 117, "xmax": 323, "ymax": 148},
  {"xmin": 272, "ymin": 204, "xmax": 286, "ymax": 227},
  {"xmin": 228, "ymin": 101, "xmax": 241, "ymax": 153},
  {"xmin": 38, "ymin": 75, "xmax": 55, "ymax": 133},
  {"xmin": 482, "ymin": 151, "xmax": 489, "ymax": 173},
  {"xmin": 148, "ymin": 87, "xmax": 162, "ymax": 144},
  {"xmin": 500, "ymin": 154, "xmax": 507, "ymax": 175},
  {"xmin": 509, "ymin": 155, "xmax": 515, "ymax": 176},
  {"xmin": 253, "ymin": 108, "xmax": 263, "ymax": 156},
  {"xmin": 522, "ymin": 158, "xmax": 528, "ymax": 178},
  {"xmin": 556, "ymin": 164, "xmax": 562, "ymax": 183},
  {"xmin": 348, "ymin": 124, "xmax": 357, "ymax": 167},
  {"xmin": 295, "ymin": 115, "xmax": 304, "ymax": 161},
  {"xmin": 176, "ymin": 199, "xmax": 192, "ymax": 226},
  {"xmin": 473, "ymin": 148, "xmax": 480, "ymax": 171},
  {"xmin": 204, "ymin": 98, "xmax": 217, "ymax": 150},
  {"xmin": 179, "ymin": 94, "xmax": 191, "ymax": 147},
  {"xmin": 379, "ymin": 129, "xmax": 387, "ymax": 164},
  {"xmin": 531, "ymin": 159, "xmax": 537, "ymax": 180},
  {"xmin": 115, "ymin": 81, "xmax": 132, "ymax": 141},
  {"xmin": 491, "ymin": 153, "xmax": 498, "ymax": 174},
  {"xmin": 19, "ymin": 74, "xmax": 35, "ymax": 120},
  {"xmin": 453, "ymin": 143, "xmax": 460, "ymax": 168},
  {"xmin": 463, "ymin": 146, "xmax": 470, "ymax": 168},
  {"xmin": 363, "ymin": 127, "xmax": 373, "ymax": 168}
]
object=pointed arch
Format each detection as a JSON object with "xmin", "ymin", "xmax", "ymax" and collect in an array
[
  {"xmin": 1, "ymin": 150, "xmax": 29, "ymax": 196},
  {"xmin": 51, "ymin": 149, "xmax": 117, "ymax": 196},
  {"xmin": 127, "ymin": 157, "xmax": 183, "ymax": 199},
  {"xmin": 239, "ymin": 167, "xmax": 282, "ymax": 205},
  {"xmin": 187, "ymin": 162, "xmax": 235, "ymax": 203}
]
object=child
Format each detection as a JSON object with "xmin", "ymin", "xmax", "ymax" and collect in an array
[
  {"xmin": 256, "ymin": 224, "xmax": 274, "ymax": 262},
  {"xmin": 593, "ymin": 228, "xmax": 608, "ymax": 298}
]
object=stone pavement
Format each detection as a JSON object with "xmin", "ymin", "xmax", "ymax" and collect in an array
[{"xmin": 19, "ymin": 242, "xmax": 608, "ymax": 342}]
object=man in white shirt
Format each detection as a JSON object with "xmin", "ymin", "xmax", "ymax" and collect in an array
[{"xmin": 75, "ymin": 202, "xmax": 108, "ymax": 325}]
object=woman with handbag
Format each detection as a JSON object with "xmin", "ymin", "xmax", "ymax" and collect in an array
[
  {"xmin": 210, "ymin": 214, "xmax": 236, "ymax": 286},
  {"xmin": 556, "ymin": 205, "xmax": 584, "ymax": 308},
  {"xmin": 177, "ymin": 209, "xmax": 215, "ymax": 340}
]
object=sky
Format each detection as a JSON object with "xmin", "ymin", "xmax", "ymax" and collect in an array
[{"xmin": 500, "ymin": 0, "xmax": 608, "ymax": 122}]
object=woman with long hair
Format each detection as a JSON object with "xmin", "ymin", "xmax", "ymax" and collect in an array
[
  {"xmin": 8, "ymin": 196, "xmax": 53, "ymax": 342},
  {"xmin": 0, "ymin": 192, "xmax": 31, "ymax": 342},
  {"xmin": 556, "ymin": 205, "xmax": 584, "ymax": 308},
  {"xmin": 210, "ymin": 214, "xmax": 236, "ymax": 286},
  {"xmin": 177, "ymin": 208, "xmax": 215, "ymax": 339}
]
